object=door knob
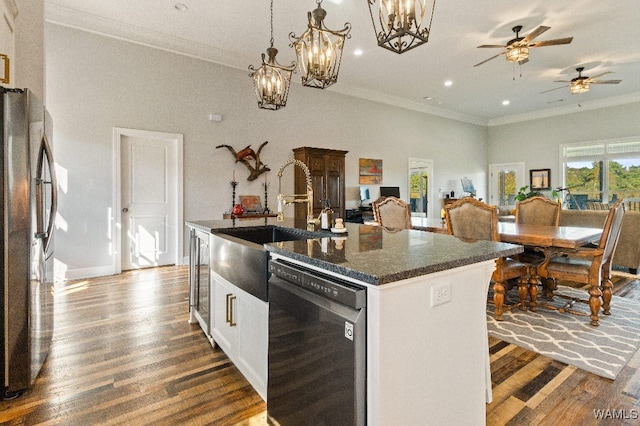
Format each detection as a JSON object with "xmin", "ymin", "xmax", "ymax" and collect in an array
[{"xmin": 122, "ymin": 208, "xmax": 129, "ymax": 213}]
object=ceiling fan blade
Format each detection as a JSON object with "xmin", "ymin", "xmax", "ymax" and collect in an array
[
  {"xmin": 540, "ymin": 85, "xmax": 569, "ymax": 94},
  {"xmin": 588, "ymin": 71, "xmax": 613, "ymax": 79},
  {"xmin": 553, "ymin": 80, "xmax": 572, "ymax": 83},
  {"xmin": 529, "ymin": 37, "xmax": 573, "ymax": 47},
  {"xmin": 477, "ymin": 44, "xmax": 508, "ymax": 48},
  {"xmin": 521, "ymin": 25, "xmax": 550, "ymax": 44},
  {"xmin": 473, "ymin": 52, "xmax": 505, "ymax": 67},
  {"xmin": 590, "ymin": 80, "xmax": 622, "ymax": 84}
]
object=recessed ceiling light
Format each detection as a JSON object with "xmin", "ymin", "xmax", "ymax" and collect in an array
[
  {"xmin": 502, "ymin": 100, "xmax": 510, "ymax": 106},
  {"xmin": 354, "ymin": 49, "xmax": 363, "ymax": 57},
  {"xmin": 423, "ymin": 96, "xmax": 432, "ymax": 100},
  {"xmin": 174, "ymin": 3, "xmax": 188, "ymax": 12},
  {"xmin": 444, "ymin": 80, "xmax": 453, "ymax": 87}
]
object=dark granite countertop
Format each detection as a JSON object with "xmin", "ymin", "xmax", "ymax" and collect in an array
[{"xmin": 186, "ymin": 219, "xmax": 523, "ymax": 286}]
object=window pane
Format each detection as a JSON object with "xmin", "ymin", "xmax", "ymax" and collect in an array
[
  {"xmin": 565, "ymin": 160, "xmax": 603, "ymax": 209},
  {"xmin": 609, "ymin": 158, "xmax": 640, "ymax": 200},
  {"xmin": 564, "ymin": 144, "xmax": 605, "ymax": 157},
  {"xmin": 608, "ymin": 141, "xmax": 640, "ymax": 155}
]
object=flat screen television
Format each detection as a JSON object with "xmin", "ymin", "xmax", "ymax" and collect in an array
[{"xmin": 380, "ymin": 186, "xmax": 400, "ymax": 198}]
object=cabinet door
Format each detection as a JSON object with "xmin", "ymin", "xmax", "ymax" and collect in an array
[
  {"xmin": 211, "ymin": 274, "xmax": 237, "ymax": 355},
  {"xmin": 236, "ymin": 290, "xmax": 268, "ymax": 400},
  {"xmin": 0, "ymin": 1, "xmax": 16, "ymax": 85},
  {"xmin": 326, "ymin": 155, "xmax": 344, "ymax": 216}
]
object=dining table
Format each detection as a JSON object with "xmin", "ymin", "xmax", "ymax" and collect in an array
[
  {"xmin": 498, "ymin": 222, "xmax": 603, "ymax": 249},
  {"xmin": 412, "ymin": 217, "xmax": 604, "ymax": 317},
  {"xmin": 497, "ymin": 222, "xmax": 603, "ymax": 313}
]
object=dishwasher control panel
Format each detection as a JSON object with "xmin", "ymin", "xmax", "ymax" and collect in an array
[{"xmin": 269, "ymin": 259, "xmax": 366, "ymax": 309}]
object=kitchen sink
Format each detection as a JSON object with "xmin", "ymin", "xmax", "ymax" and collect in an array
[
  {"xmin": 215, "ymin": 225, "xmax": 314, "ymax": 245},
  {"xmin": 211, "ymin": 225, "xmax": 323, "ymax": 301}
]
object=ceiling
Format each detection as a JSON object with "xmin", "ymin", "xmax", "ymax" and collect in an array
[{"xmin": 45, "ymin": 0, "xmax": 640, "ymax": 126}]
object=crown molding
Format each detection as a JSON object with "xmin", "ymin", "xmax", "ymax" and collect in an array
[
  {"xmin": 487, "ymin": 91, "xmax": 640, "ymax": 127},
  {"xmin": 45, "ymin": 3, "xmax": 254, "ymax": 71},
  {"xmin": 45, "ymin": 2, "xmax": 640, "ymax": 129}
]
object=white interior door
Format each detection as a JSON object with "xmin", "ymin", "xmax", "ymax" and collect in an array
[{"xmin": 117, "ymin": 128, "xmax": 183, "ymax": 271}]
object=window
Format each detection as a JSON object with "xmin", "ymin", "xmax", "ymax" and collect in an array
[{"xmin": 561, "ymin": 139, "xmax": 640, "ymax": 209}]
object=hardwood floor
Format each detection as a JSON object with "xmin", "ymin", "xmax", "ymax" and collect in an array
[{"xmin": 1, "ymin": 266, "xmax": 639, "ymax": 425}]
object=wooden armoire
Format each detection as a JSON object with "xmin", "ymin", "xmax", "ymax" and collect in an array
[{"xmin": 293, "ymin": 147, "xmax": 347, "ymax": 222}]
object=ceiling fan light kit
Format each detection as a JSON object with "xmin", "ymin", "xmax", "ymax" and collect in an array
[
  {"xmin": 248, "ymin": 0, "xmax": 296, "ymax": 110},
  {"xmin": 505, "ymin": 46, "xmax": 528, "ymax": 63},
  {"xmin": 289, "ymin": 0, "xmax": 351, "ymax": 89},
  {"xmin": 366, "ymin": 0, "xmax": 437, "ymax": 54},
  {"xmin": 570, "ymin": 80, "xmax": 590, "ymax": 95}
]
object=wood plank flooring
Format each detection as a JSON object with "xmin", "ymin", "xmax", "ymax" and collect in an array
[{"xmin": 1, "ymin": 266, "xmax": 639, "ymax": 425}]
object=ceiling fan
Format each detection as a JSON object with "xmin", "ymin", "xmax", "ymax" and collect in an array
[
  {"xmin": 473, "ymin": 25, "xmax": 573, "ymax": 67},
  {"xmin": 541, "ymin": 67, "xmax": 622, "ymax": 94}
]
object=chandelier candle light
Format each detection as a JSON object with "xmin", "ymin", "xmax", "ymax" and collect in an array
[
  {"xmin": 367, "ymin": 0, "xmax": 436, "ymax": 54},
  {"xmin": 248, "ymin": 0, "xmax": 295, "ymax": 110},
  {"xmin": 290, "ymin": 0, "xmax": 351, "ymax": 89}
]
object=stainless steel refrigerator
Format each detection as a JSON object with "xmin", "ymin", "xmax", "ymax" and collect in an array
[{"xmin": 1, "ymin": 87, "xmax": 57, "ymax": 399}]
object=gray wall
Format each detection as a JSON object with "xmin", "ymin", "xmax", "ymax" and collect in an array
[
  {"xmin": 488, "ymin": 103, "xmax": 640, "ymax": 190},
  {"xmin": 45, "ymin": 23, "xmax": 487, "ymax": 279}
]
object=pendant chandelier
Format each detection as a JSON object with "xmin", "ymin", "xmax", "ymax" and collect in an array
[
  {"xmin": 367, "ymin": 0, "xmax": 436, "ymax": 54},
  {"xmin": 289, "ymin": 0, "xmax": 351, "ymax": 89},
  {"xmin": 248, "ymin": 0, "xmax": 295, "ymax": 110}
]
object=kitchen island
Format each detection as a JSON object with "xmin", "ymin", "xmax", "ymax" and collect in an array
[{"xmin": 186, "ymin": 218, "xmax": 522, "ymax": 425}]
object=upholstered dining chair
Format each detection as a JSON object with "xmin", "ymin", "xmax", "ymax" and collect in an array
[
  {"xmin": 515, "ymin": 196, "xmax": 561, "ymax": 226},
  {"xmin": 444, "ymin": 197, "xmax": 529, "ymax": 320},
  {"xmin": 537, "ymin": 199, "xmax": 625, "ymax": 326},
  {"xmin": 514, "ymin": 195, "xmax": 562, "ymax": 272},
  {"xmin": 372, "ymin": 196, "xmax": 412, "ymax": 230}
]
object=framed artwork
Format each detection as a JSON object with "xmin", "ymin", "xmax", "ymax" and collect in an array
[
  {"xmin": 359, "ymin": 158, "xmax": 383, "ymax": 184},
  {"xmin": 239, "ymin": 195, "xmax": 263, "ymax": 213},
  {"xmin": 530, "ymin": 169, "xmax": 550, "ymax": 190}
]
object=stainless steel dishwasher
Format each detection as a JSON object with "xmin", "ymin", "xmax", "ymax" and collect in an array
[{"xmin": 267, "ymin": 258, "xmax": 367, "ymax": 426}]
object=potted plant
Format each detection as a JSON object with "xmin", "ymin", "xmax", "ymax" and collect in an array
[{"xmin": 515, "ymin": 185, "xmax": 559, "ymax": 202}]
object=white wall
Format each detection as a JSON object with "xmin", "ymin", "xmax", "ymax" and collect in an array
[
  {"xmin": 488, "ymin": 103, "xmax": 640, "ymax": 190},
  {"xmin": 13, "ymin": 0, "xmax": 44, "ymax": 100},
  {"xmin": 45, "ymin": 23, "xmax": 486, "ymax": 279}
]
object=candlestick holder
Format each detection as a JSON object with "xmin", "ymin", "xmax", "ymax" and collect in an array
[
  {"xmin": 231, "ymin": 180, "xmax": 238, "ymax": 213},
  {"xmin": 262, "ymin": 182, "xmax": 270, "ymax": 214}
]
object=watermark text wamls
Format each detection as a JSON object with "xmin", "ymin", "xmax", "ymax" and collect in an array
[{"xmin": 594, "ymin": 409, "xmax": 639, "ymax": 420}]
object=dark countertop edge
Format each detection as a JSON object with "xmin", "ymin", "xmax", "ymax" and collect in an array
[{"xmin": 265, "ymin": 244, "xmax": 523, "ymax": 285}]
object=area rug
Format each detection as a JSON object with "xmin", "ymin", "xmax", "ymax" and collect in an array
[{"xmin": 487, "ymin": 283, "xmax": 640, "ymax": 380}]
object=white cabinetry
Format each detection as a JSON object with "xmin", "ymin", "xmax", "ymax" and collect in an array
[{"xmin": 210, "ymin": 271, "xmax": 268, "ymax": 400}]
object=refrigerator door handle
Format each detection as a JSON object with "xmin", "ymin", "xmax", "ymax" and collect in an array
[{"xmin": 36, "ymin": 134, "xmax": 58, "ymax": 251}]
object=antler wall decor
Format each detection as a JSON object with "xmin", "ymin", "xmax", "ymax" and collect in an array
[{"xmin": 216, "ymin": 141, "xmax": 271, "ymax": 181}]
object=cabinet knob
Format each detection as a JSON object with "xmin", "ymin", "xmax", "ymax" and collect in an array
[{"xmin": 122, "ymin": 207, "xmax": 129, "ymax": 213}]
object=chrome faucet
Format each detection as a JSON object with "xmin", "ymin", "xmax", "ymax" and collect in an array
[{"xmin": 276, "ymin": 159, "xmax": 319, "ymax": 230}]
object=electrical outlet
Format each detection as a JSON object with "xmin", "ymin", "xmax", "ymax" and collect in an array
[{"xmin": 431, "ymin": 283, "xmax": 451, "ymax": 307}]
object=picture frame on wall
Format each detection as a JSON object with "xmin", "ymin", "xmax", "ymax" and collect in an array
[
  {"xmin": 530, "ymin": 169, "xmax": 551, "ymax": 190},
  {"xmin": 359, "ymin": 158, "xmax": 383, "ymax": 184}
]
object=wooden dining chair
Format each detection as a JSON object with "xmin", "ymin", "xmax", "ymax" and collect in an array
[
  {"xmin": 515, "ymin": 195, "xmax": 561, "ymax": 226},
  {"xmin": 536, "ymin": 199, "xmax": 625, "ymax": 326},
  {"xmin": 444, "ymin": 197, "xmax": 529, "ymax": 320},
  {"xmin": 514, "ymin": 195, "xmax": 562, "ymax": 279},
  {"xmin": 372, "ymin": 196, "xmax": 412, "ymax": 229}
]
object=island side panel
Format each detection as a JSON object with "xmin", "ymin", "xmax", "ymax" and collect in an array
[{"xmin": 366, "ymin": 260, "xmax": 495, "ymax": 426}]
